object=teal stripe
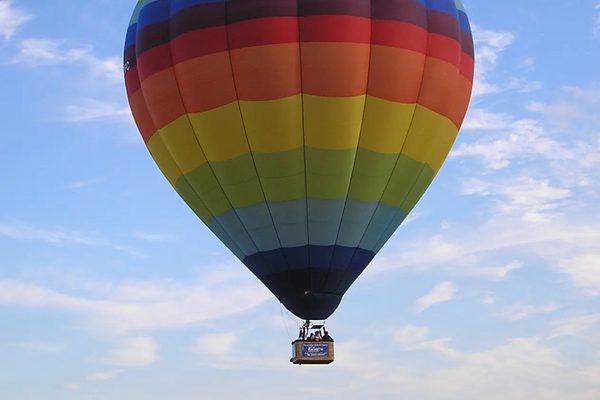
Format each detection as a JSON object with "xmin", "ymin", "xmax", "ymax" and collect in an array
[{"xmin": 207, "ymin": 198, "xmax": 407, "ymax": 256}]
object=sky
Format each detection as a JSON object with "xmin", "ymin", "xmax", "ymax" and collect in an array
[{"xmin": 1, "ymin": 0, "xmax": 600, "ymax": 399}]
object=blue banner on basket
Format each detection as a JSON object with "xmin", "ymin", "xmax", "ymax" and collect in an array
[{"xmin": 302, "ymin": 343, "xmax": 329, "ymax": 357}]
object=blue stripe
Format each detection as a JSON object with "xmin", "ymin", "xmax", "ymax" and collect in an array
[
  {"xmin": 128, "ymin": 1, "xmax": 149, "ymax": 26},
  {"xmin": 307, "ymin": 198, "xmax": 346, "ymax": 247},
  {"xmin": 124, "ymin": 24, "xmax": 138, "ymax": 49},
  {"xmin": 458, "ymin": 10, "xmax": 472, "ymax": 36},
  {"xmin": 426, "ymin": 0, "xmax": 458, "ymax": 17},
  {"xmin": 359, "ymin": 203, "xmax": 407, "ymax": 250},
  {"xmin": 208, "ymin": 210, "xmax": 259, "ymax": 256},
  {"xmin": 372, "ymin": 209, "xmax": 409, "ymax": 253},
  {"xmin": 243, "ymin": 245, "xmax": 376, "ymax": 277},
  {"xmin": 171, "ymin": 0, "xmax": 226, "ymax": 15},
  {"xmin": 137, "ymin": 0, "xmax": 171, "ymax": 32}
]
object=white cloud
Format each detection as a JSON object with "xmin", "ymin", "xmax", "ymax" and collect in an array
[
  {"xmin": 413, "ymin": 282, "xmax": 456, "ymax": 312},
  {"xmin": 453, "ymin": 261, "xmax": 524, "ymax": 280},
  {"xmin": 471, "ymin": 25, "xmax": 514, "ymax": 96},
  {"xmin": 481, "ymin": 295, "xmax": 496, "ymax": 305},
  {"xmin": 194, "ymin": 333, "xmax": 238, "ymax": 355},
  {"xmin": 134, "ymin": 232, "xmax": 177, "ymax": 242},
  {"xmin": 549, "ymin": 314, "xmax": 600, "ymax": 338},
  {"xmin": 462, "ymin": 109, "xmax": 514, "ymax": 131},
  {"xmin": 11, "ymin": 38, "xmax": 121, "ymax": 83},
  {"xmin": 101, "ymin": 337, "xmax": 158, "ymax": 367},
  {"xmin": 394, "ymin": 325, "xmax": 429, "ymax": 346},
  {"xmin": 556, "ymin": 254, "xmax": 600, "ymax": 296},
  {"xmin": 0, "ymin": 1, "xmax": 33, "ymax": 41},
  {"xmin": 70, "ymin": 177, "xmax": 105, "ymax": 189},
  {"xmin": 499, "ymin": 303, "xmax": 560, "ymax": 321},
  {"xmin": 65, "ymin": 99, "xmax": 131, "ymax": 123},
  {"xmin": 9, "ymin": 37, "xmax": 128, "ymax": 124},
  {"xmin": 63, "ymin": 383, "xmax": 80, "ymax": 390},
  {"xmin": 0, "ymin": 222, "xmax": 141, "ymax": 256},
  {"xmin": 87, "ymin": 370, "xmax": 123, "ymax": 382},
  {"xmin": 0, "ymin": 268, "xmax": 272, "ymax": 334},
  {"xmin": 335, "ymin": 336, "xmax": 600, "ymax": 400},
  {"xmin": 12, "ymin": 342, "xmax": 65, "ymax": 353}
]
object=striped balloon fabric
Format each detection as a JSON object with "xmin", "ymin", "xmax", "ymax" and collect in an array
[{"xmin": 124, "ymin": 0, "xmax": 474, "ymax": 320}]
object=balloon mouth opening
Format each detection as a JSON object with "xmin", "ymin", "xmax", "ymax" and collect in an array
[{"xmin": 280, "ymin": 292, "xmax": 342, "ymax": 321}]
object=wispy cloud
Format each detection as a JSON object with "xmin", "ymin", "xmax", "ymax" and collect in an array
[
  {"xmin": 134, "ymin": 232, "xmax": 177, "ymax": 242},
  {"xmin": 11, "ymin": 342, "xmax": 65, "ymax": 353},
  {"xmin": 65, "ymin": 99, "xmax": 131, "ymax": 123},
  {"xmin": 194, "ymin": 333, "xmax": 238, "ymax": 355},
  {"xmin": 70, "ymin": 177, "xmax": 105, "ymax": 189},
  {"xmin": 10, "ymin": 38, "xmax": 121, "ymax": 83},
  {"xmin": 63, "ymin": 383, "xmax": 80, "ymax": 390},
  {"xmin": 100, "ymin": 338, "xmax": 158, "ymax": 367},
  {"xmin": 0, "ymin": 268, "xmax": 272, "ymax": 335},
  {"xmin": 394, "ymin": 325, "xmax": 429, "ymax": 346},
  {"xmin": 499, "ymin": 303, "xmax": 560, "ymax": 321},
  {"xmin": 549, "ymin": 313, "xmax": 600, "ymax": 338},
  {"xmin": 0, "ymin": 1, "xmax": 33, "ymax": 41},
  {"xmin": 413, "ymin": 282, "xmax": 456, "ymax": 312},
  {"xmin": 86, "ymin": 370, "xmax": 123, "ymax": 382},
  {"xmin": 0, "ymin": 222, "xmax": 141, "ymax": 256},
  {"xmin": 9, "ymin": 37, "xmax": 128, "ymax": 124}
]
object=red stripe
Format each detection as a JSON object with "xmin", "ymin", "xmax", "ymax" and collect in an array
[
  {"xmin": 125, "ymin": 66, "xmax": 141, "ymax": 97},
  {"xmin": 134, "ymin": 16, "xmax": 471, "ymax": 87},
  {"xmin": 228, "ymin": 17, "xmax": 298, "ymax": 49},
  {"xmin": 171, "ymin": 26, "xmax": 229, "ymax": 65},
  {"xmin": 300, "ymin": 15, "xmax": 371, "ymax": 43},
  {"xmin": 371, "ymin": 20, "xmax": 427, "ymax": 53},
  {"xmin": 137, "ymin": 44, "xmax": 173, "ymax": 82},
  {"xmin": 460, "ymin": 54, "xmax": 474, "ymax": 81},
  {"xmin": 427, "ymin": 34, "xmax": 461, "ymax": 68}
]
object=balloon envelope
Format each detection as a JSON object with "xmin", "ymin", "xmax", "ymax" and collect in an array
[{"xmin": 124, "ymin": 0, "xmax": 474, "ymax": 320}]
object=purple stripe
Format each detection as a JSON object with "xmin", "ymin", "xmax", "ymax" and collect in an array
[
  {"xmin": 298, "ymin": 0, "xmax": 371, "ymax": 17},
  {"xmin": 127, "ymin": 0, "xmax": 468, "ymax": 62}
]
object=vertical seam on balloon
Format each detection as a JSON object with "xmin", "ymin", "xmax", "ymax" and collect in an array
[
  {"xmin": 126, "ymin": 3, "xmax": 245, "ymax": 261},
  {"xmin": 371, "ymin": 3, "xmax": 464, "ymax": 254},
  {"xmin": 323, "ymin": 2, "xmax": 373, "ymax": 296},
  {"xmin": 297, "ymin": 0, "xmax": 312, "ymax": 295},
  {"xmin": 164, "ymin": 2, "xmax": 276, "ymax": 280},
  {"xmin": 331, "ymin": 0, "xmax": 431, "ymax": 294},
  {"xmin": 222, "ymin": 2, "xmax": 296, "ymax": 280}
]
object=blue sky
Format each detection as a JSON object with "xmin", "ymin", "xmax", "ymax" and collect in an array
[{"xmin": 1, "ymin": 0, "xmax": 600, "ymax": 399}]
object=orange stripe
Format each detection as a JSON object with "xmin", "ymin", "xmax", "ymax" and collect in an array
[
  {"xmin": 231, "ymin": 43, "xmax": 301, "ymax": 101},
  {"xmin": 448, "ymin": 74, "xmax": 473, "ymax": 128},
  {"xmin": 128, "ymin": 90, "xmax": 156, "ymax": 143},
  {"xmin": 367, "ymin": 46, "xmax": 426, "ymax": 105},
  {"xmin": 174, "ymin": 52, "xmax": 237, "ymax": 113},
  {"xmin": 140, "ymin": 68, "xmax": 187, "ymax": 130},
  {"xmin": 417, "ymin": 57, "xmax": 460, "ymax": 120},
  {"xmin": 133, "ymin": 45, "xmax": 469, "ymax": 134},
  {"xmin": 301, "ymin": 42, "xmax": 370, "ymax": 97}
]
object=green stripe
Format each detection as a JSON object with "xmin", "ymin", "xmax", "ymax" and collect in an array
[{"xmin": 174, "ymin": 147, "xmax": 435, "ymax": 220}]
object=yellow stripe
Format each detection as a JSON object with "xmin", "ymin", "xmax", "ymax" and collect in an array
[
  {"xmin": 188, "ymin": 102, "xmax": 249, "ymax": 162},
  {"xmin": 147, "ymin": 96, "xmax": 458, "ymax": 182},
  {"xmin": 240, "ymin": 95, "xmax": 304, "ymax": 152},
  {"xmin": 359, "ymin": 97, "xmax": 416, "ymax": 154},
  {"xmin": 153, "ymin": 115, "xmax": 207, "ymax": 176},
  {"xmin": 400, "ymin": 106, "xmax": 458, "ymax": 171},
  {"xmin": 304, "ymin": 95, "xmax": 366, "ymax": 150},
  {"xmin": 147, "ymin": 135, "xmax": 182, "ymax": 187}
]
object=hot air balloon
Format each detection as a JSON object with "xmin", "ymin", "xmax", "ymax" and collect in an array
[{"xmin": 123, "ymin": 0, "xmax": 474, "ymax": 363}]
